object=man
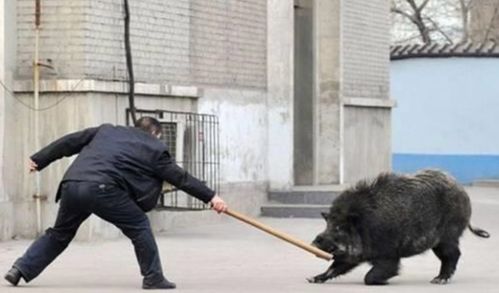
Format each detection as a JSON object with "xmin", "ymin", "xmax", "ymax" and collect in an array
[{"xmin": 4, "ymin": 116, "xmax": 228, "ymax": 290}]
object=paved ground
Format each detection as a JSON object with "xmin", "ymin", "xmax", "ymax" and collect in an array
[{"xmin": 1, "ymin": 186, "xmax": 498, "ymax": 292}]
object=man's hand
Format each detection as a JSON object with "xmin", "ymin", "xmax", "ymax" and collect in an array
[
  {"xmin": 28, "ymin": 159, "xmax": 39, "ymax": 173},
  {"xmin": 210, "ymin": 195, "xmax": 228, "ymax": 214}
]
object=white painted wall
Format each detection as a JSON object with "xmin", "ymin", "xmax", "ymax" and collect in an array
[
  {"xmin": 391, "ymin": 58, "xmax": 499, "ymax": 155},
  {"xmin": 199, "ymin": 88, "xmax": 268, "ymax": 184}
]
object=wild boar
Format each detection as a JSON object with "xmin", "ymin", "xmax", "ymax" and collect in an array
[{"xmin": 309, "ymin": 169, "xmax": 490, "ymax": 285}]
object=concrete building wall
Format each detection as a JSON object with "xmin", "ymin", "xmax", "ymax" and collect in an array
[
  {"xmin": 190, "ymin": 0, "xmax": 267, "ymax": 88},
  {"xmin": 0, "ymin": 0, "xmax": 9, "ymax": 239},
  {"xmin": 314, "ymin": 0, "xmax": 342, "ymax": 184},
  {"xmin": 16, "ymin": 0, "xmax": 267, "ymax": 89},
  {"xmin": 391, "ymin": 57, "xmax": 499, "ymax": 183},
  {"xmin": 1, "ymin": 0, "xmax": 393, "ymax": 240},
  {"xmin": 340, "ymin": 0, "xmax": 392, "ymax": 183},
  {"xmin": 198, "ymin": 88, "xmax": 267, "ymax": 184},
  {"xmin": 2, "ymin": 0, "xmax": 269, "ymax": 240},
  {"xmin": 0, "ymin": 0, "xmax": 17, "ymax": 240},
  {"xmin": 343, "ymin": 106, "xmax": 391, "ymax": 182},
  {"xmin": 16, "ymin": 0, "xmax": 88, "ymax": 79},
  {"xmin": 278, "ymin": 0, "xmax": 393, "ymax": 186},
  {"xmin": 267, "ymin": 0, "xmax": 294, "ymax": 190},
  {"xmin": 342, "ymin": 0, "xmax": 390, "ymax": 100}
]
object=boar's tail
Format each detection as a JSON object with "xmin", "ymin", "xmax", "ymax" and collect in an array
[{"xmin": 468, "ymin": 224, "xmax": 490, "ymax": 238}]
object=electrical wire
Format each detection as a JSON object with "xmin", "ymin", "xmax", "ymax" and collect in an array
[
  {"xmin": 123, "ymin": 0, "xmax": 137, "ymax": 124},
  {"xmin": 0, "ymin": 78, "xmax": 85, "ymax": 112}
]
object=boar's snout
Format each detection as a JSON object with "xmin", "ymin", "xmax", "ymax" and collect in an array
[
  {"xmin": 312, "ymin": 235, "xmax": 325, "ymax": 247},
  {"xmin": 312, "ymin": 234, "xmax": 337, "ymax": 253}
]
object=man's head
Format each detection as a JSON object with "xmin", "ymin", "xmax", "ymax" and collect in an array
[{"xmin": 134, "ymin": 116, "xmax": 162, "ymax": 138}]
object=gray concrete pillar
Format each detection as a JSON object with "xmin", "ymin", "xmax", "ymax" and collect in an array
[
  {"xmin": 314, "ymin": 0, "xmax": 342, "ymax": 184},
  {"xmin": 267, "ymin": 0, "xmax": 295, "ymax": 189}
]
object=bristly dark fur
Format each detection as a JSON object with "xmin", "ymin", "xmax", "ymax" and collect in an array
[{"xmin": 309, "ymin": 169, "xmax": 490, "ymax": 286}]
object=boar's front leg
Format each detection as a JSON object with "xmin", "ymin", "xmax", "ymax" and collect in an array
[
  {"xmin": 364, "ymin": 259, "xmax": 400, "ymax": 285},
  {"xmin": 308, "ymin": 259, "xmax": 359, "ymax": 284}
]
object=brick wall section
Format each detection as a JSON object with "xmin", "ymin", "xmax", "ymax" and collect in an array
[
  {"xmin": 16, "ymin": 0, "xmax": 267, "ymax": 89},
  {"xmin": 190, "ymin": 0, "xmax": 266, "ymax": 88},
  {"xmin": 341, "ymin": 0, "xmax": 390, "ymax": 99},
  {"xmin": 17, "ymin": 0, "xmax": 88, "ymax": 79},
  {"xmin": 83, "ymin": 0, "xmax": 192, "ymax": 84}
]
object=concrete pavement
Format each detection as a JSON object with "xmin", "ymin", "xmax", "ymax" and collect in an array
[{"xmin": 1, "ymin": 186, "xmax": 498, "ymax": 292}]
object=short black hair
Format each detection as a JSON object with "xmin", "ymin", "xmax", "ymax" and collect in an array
[{"xmin": 134, "ymin": 116, "xmax": 161, "ymax": 135}]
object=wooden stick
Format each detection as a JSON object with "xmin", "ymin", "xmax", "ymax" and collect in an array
[{"xmin": 224, "ymin": 209, "xmax": 333, "ymax": 261}]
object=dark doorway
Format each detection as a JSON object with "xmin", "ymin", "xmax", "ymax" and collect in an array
[{"xmin": 294, "ymin": 0, "xmax": 315, "ymax": 185}]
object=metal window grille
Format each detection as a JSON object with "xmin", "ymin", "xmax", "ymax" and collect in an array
[{"xmin": 126, "ymin": 109, "xmax": 220, "ymax": 211}]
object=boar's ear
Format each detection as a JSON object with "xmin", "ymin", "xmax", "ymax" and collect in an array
[{"xmin": 320, "ymin": 212, "xmax": 329, "ymax": 220}]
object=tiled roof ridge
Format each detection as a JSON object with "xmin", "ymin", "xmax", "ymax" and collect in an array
[{"xmin": 391, "ymin": 40, "xmax": 499, "ymax": 60}]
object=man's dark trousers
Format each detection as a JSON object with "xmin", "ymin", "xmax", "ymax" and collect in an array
[{"xmin": 13, "ymin": 181, "xmax": 165, "ymax": 284}]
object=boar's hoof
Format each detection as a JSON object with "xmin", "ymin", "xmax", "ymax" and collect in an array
[
  {"xmin": 364, "ymin": 278, "xmax": 389, "ymax": 286},
  {"xmin": 431, "ymin": 277, "xmax": 450, "ymax": 285},
  {"xmin": 307, "ymin": 275, "xmax": 328, "ymax": 284}
]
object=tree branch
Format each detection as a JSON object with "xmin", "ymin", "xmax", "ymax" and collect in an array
[
  {"xmin": 481, "ymin": 6, "xmax": 499, "ymax": 44},
  {"xmin": 406, "ymin": 0, "xmax": 419, "ymax": 12},
  {"xmin": 419, "ymin": 0, "xmax": 432, "ymax": 12},
  {"xmin": 391, "ymin": 7, "xmax": 417, "ymax": 23},
  {"xmin": 391, "ymin": 0, "xmax": 433, "ymax": 44},
  {"xmin": 461, "ymin": 0, "xmax": 474, "ymax": 11},
  {"xmin": 393, "ymin": 33, "xmax": 425, "ymax": 44},
  {"xmin": 426, "ymin": 17, "xmax": 453, "ymax": 43},
  {"xmin": 459, "ymin": 0, "xmax": 470, "ymax": 43}
]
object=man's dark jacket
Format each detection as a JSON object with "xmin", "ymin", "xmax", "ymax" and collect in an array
[{"xmin": 31, "ymin": 124, "xmax": 215, "ymax": 211}]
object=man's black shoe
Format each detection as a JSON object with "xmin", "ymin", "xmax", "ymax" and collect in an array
[
  {"xmin": 4, "ymin": 267, "xmax": 22, "ymax": 286},
  {"xmin": 142, "ymin": 278, "xmax": 176, "ymax": 290}
]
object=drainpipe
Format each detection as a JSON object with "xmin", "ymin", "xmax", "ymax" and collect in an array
[{"xmin": 33, "ymin": 0, "xmax": 42, "ymax": 236}]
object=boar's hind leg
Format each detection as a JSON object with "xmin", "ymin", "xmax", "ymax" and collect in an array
[
  {"xmin": 431, "ymin": 242, "xmax": 461, "ymax": 284},
  {"xmin": 308, "ymin": 260, "xmax": 359, "ymax": 284},
  {"xmin": 364, "ymin": 259, "xmax": 400, "ymax": 285}
]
